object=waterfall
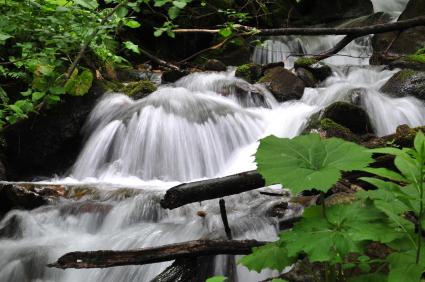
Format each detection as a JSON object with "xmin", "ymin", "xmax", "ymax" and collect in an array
[{"xmin": 1, "ymin": 0, "xmax": 425, "ymax": 281}]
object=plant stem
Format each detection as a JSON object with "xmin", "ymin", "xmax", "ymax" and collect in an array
[{"xmin": 416, "ymin": 158, "xmax": 424, "ymax": 264}]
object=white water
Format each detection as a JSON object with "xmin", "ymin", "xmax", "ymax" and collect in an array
[{"xmin": 1, "ymin": 0, "xmax": 425, "ymax": 281}]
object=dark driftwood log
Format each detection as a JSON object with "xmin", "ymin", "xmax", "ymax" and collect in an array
[
  {"xmin": 160, "ymin": 170, "xmax": 265, "ymax": 210},
  {"xmin": 48, "ymin": 239, "xmax": 268, "ymax": 269}
]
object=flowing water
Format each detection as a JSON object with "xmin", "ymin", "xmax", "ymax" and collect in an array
[{"xmin": 1, "ymin": 0, "xmax": 425, "ymax": 281}]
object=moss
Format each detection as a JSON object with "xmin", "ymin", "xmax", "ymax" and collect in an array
[
  {"xmin": 235, "ymin": 63, "xmax": 261, "ymax": 83},
  {"xmin": 100, "ymin": 80, "xmax": 124, "ymax": 92},
  {"xmin": 319, "ymin": 118, "xmax": 358, "ymax": 141},
  {"xmin": 405, "ymin": 54, "xmax": 425, "ymax": 64},
  {"xmin": 294, "ymin": 57, "xmax": 318, "ymax": 68},
  {"xmin": 395, "ymin": 69, "xmax": 416, "ymax": 80},
  {"xmin": 122, "ymin": 80, "xmax": 157, "ymax": 97}
]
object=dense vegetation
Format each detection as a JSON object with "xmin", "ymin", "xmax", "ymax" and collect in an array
[{"xmin": 209, "ymin": 131, "xmax": 425, "ymax": 281}]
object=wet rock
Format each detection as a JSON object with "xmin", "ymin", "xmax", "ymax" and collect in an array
[
  {"xmin": 235, "ymin": 63, "xmax": 262, "ymax": 84},
  {"xmin": 380, "ymin": 69, "xmax": 425, "ymax": 101},
  {"xmin": 0, "ymin": 214, "xmax": 22, "ymax": 239},
  {"xmin": 4, "ymin": 80, "xmax": 107, "ymax": 180},
  {"xmin": 295, "ymin": 0, "xmax": 373, "ymax": 25},
  {"xmin": 202, "ymin": 59, "xmax": 227, "ymax": 72},
  {"xmin": 258, "ymin": 66, "xmax": 306, "ymax": 102},
  {"xmin": 294, "ymin": 58, "xmax": 333, "ymax": 82},
  {"xmin": 122, "ymin": 80, "xmax": 157, "ymax": 100},
  {"xmin": 59, "ymin": 202, "xmax": 112, "ymax": 216},
  {"xmin": 0, "ymin": 184, "xmax": 48, "ymax": 216},
  {"xmin": 318, "ymin": 118, "xmax": 360, "ymax": 142},
  {"xmin": 371, "ymin": 0, "xmax": 425, "ymax": 65},
  {"xmin": 322, "ymin": 101, "xmax": 373, "ymax": 134},
  {"xmin": 296, "ymin": 67, "xmax": 317, "ymax": 87},
  {"xmin": 162, "ymin": 69, "xmax": 190, "ymax": 83}
]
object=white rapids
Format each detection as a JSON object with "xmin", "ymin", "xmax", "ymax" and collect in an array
[{"xmin": 1, "ymin": 0, "xmax": 424, "ymax": 281}]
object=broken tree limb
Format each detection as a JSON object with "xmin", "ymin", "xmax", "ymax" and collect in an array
[
  {"xmin": 173, "ymin": 16, "xmax": 425, "ymax": 37},
  {"xmin": 47, "ymin": 239, "xmax": 268, "ymax": 269},
  {"xmin": 160, "ymin": 170, "xmax": 265, "ymax": 210}
]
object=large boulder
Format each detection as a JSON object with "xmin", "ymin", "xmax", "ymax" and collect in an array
[
  {"xmin": 371, "ymin": 0, "xmax": 425, "ymax": 65},
  {"xmin": 322, "ymin": 101, "xmax": 373, "ymax": 134},
  {"xmin": 258, "ymin": 66, "xmax": 306, "ymax": 102},
  {"xmin": 380, "ymin": 69, "xmax": 425, "ymax": 101},
  {"xmin": 0, "ymin": 184, "xmax": 48, "ymax": 217},
  {"xmin": 4, "ymin": 80, "xmax": 108, "ymax": 180}
]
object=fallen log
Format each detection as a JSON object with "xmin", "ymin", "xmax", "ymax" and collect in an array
[
  {"xmin": 48, "ymin": 239, "xmax": 268, "ymax": 269},
  {"xmin": 173, "ymin": 16, "xmax": 425, "ymax": 37},
  {"xmin": 160, "ymin": 170, "xmax": 265, "ymax": 210}
]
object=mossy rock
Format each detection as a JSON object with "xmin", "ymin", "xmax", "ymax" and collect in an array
[
  {"xmin": 258, "ymin": 66, "xmax": 305, "ymax": 102},
  {"xmin": 295, "ymin": 67, "xmax": 317, "ymax": 87},
  {"xmin": 235, "ymin": 64, "xmax": 262, "ymax": 84},
  {"xmin": 294, "ymin": 57, "xmax": 318, "ymax": 68},
  {"xmin": 295, "ymin": 58, "xmax": 332, "ymax": 82},
  {"xmin": 380, "ymin": 69, "xmax": 425, "ymax": 101},
  {"xmin": 319, "ymin": 118, "xmax": 359, "ymax": 141},
  {"xmin": 122, "ymin": 80, "xmax": 157, "ymax": 99},
  {"xmin": 323, "ymin": 101, "xmax": 373, "ymax": 134},
  {"xmin": 203, "ymin": 59, "xmax": 227, "ymax": 72}
]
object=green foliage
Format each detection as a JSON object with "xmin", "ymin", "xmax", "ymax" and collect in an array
[
  {"xmin": 241, "ymin": 131, "xmax": 425, "ymax": 281},
  {"xmin": 0, "ymin": 0, "xmax": 190, "ymax": 128},
  {"xmin": 294, "ymin": 56, "xmax": 318, "ymax": 67},
  {"xmin": 405, "ymin": 46, "xmax": 425, "ymax": 64},
  {"xmin": 255, "ymin": 134, "xmax": 373, "ymax": 193},
  {"xmin": 205, "ymin": 276, "xmax": 227, "ymax": 282}
]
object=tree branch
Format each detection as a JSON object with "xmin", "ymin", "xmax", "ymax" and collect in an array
[
  {"xmin": 173, "ymin": 16, "xmax": 425, "ymax": 37},
  {"xmin": 47, "ymin": 239, "xmax": 268, "ymax": 269}
]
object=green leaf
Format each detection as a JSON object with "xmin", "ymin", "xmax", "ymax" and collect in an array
[
  {"xmin": 64, "ymin": 69, "xmax": 93, "ymax": 96},
  {"xmin": 116, "ymin": 6, "xmax": 128, "ymax": 18},
  {"xmin": 73, "ymin": 0, "xmax": 98, "ymax": 10},
  {"xmin": 219, "ymin": 27, "xmax": 232, "ymax": 37},
  {"xmin": 387, "ymin": 251, "xmax": 425, "ymax": 282},
  {"xmin": 172, "ymin": 0, "xmax": 187, "ymax": 9},
  {"xmin": 238, "ymin": 242, "xmax": 294, "ymax": 272},
  {"xmin": 125, "ymin": 19, "xmax": 141, "ymax": 28},
  {"xmin": 0, "ymin": 33, "xmax": 12, "ymax": 44},
  {"xmin": 414, "ymin": 130, "xmax": 425, "ymax": 158},
  {"xmin": 154, "ymin": 29, "xmax": 164, "ymax": 37},
  {"xmin": 362, "ymin": 167, "xmax": 408, "ymax": 183},
  {"xmin": 123, "ymin": 41, "xmax": 140, "ymax": 54},
  {"xmin": 282, "ymin": 202, "xmax": 404, "ymax": 263},
  {"xmin": 32, "ymin": 91, "xmax": 46, "ymax": 101},
  {"xmin": 48, "ymin": 86, "xmax": 65, "ymax": 95},
  {"xmin": 205, "ymin": 276, "xmax": 227, "ymax": 282},
  {"xmin": 168, "ymin": 6, "xmax": 180, "ymax": 19},
  {"xmin": 256, "ymin": 134, "xmax": 373, "ymax": 193}
]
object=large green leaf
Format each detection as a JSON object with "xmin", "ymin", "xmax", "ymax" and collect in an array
[
  {"xmin": 281, "ymin": 202, "xmax": 404, "ymax": 263},
  {"xmin": 238, "ymin": 242, "xmax": 294, "ymax": 272},
  {"xmin": 255, "ymin": 134, "xmax": 373, "ymax": 193},
  {"xmin": 387, "ymin": 251, "xmax": 425, "ymax": 282}
]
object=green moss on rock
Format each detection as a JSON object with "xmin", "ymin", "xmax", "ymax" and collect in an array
[
  {"xmin": 235, "ymin": 63, "xmax": 262, "ymax": 83},
  {"xmin": 122, "ymin": 80, "xmax": 157, "ymax": 99},
  {"xmin": 294, "ymin": 57, "xmax": 318, "ymax": 68}
]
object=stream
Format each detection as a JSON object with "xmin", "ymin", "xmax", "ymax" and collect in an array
[{"xmin": 1, "ymin": 0, "xmax": 424, "ymax": 281}]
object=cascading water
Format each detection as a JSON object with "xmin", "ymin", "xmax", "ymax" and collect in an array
[{"xmin": 1, "ymin": 0, "xmax": 425, "ymax": 281}]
